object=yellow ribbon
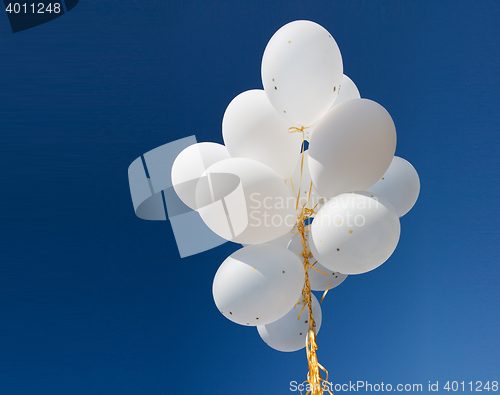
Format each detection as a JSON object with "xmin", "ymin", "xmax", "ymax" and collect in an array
[
  {"xmin": 289, "ymin": 126, "xmax": 310, "ymax": 211},
  {"xmin": 309, "ymin": 261, "xmax": 332, "ymax": 304},
  {"xmin": 289, "ymin": 126, "xmax": 333, "ymax": 395},
  {"xmin": 294, "ymin": 203, "xmax": 334, "ymax": 395}
]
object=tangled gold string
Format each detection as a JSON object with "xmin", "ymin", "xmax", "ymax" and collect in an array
[
  {"xmin": 296, "ymin": 205, "xmax": 333, "ymax": 395},
  {"xmin": 289, "ymin": 126, "xmax": 333, "ymax": 395}
]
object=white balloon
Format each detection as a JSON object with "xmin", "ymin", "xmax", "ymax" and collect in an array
[
  {"xmin": 213, "ymin": 244, "xmax": 305, "ymax": 326},
  {"xmin": 286, "ymin": 151, "xmax": 326, "ymax": 214},
  {"xmin": 332, "ymin": 74, "xmax": 360, "ymax": 107},
  {"xmin": 197, "ymin": 158, "xmax": 297, "ymax": 244},
  {"xmin": 307, "ymin": 75, "xmax": 359, "ymax": 147},
  {"xmin": 257, "ymin": 293, "xmax": 322, "ymax": 352},
  {"xmin": 309, "ymin": 193, "xmax": 400, "ymax": 275},
  {"xmin": 365, "ymin": 156, "xmax": 420, "ymax": 218},
  {"xmin": 287, "ymin": 233, "xmax": 347, "ymax": 291},
  {"xmin": 171, "ymin": 142, "xmax": 230, "ymax": 209},
  {"xmin": 261, "ymin": 20, "xmax": 343, "ymax": 126},
  {"xmin": 222, "ymin": 90, "xmax": 302, "ymax": 180},
  {"xmin": 308, "ymin": 99, "xmax": 397, "ymax": 198}
]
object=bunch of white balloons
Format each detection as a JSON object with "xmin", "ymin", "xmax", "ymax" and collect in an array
[{"xmin": 171, "ymin": 20, "xmax": 420, "ymax": 353}]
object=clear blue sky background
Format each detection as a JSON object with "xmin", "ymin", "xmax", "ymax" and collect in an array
[{"xmin": 0, "ymin": 1, "xmax": 498, "ymax": 394}]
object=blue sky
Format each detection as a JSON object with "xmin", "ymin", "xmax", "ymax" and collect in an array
[{"xmin": 0, "ymin": 1, "xmax": 498, "ymax": 394}]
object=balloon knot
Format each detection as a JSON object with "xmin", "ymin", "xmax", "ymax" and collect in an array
[{"xmin": 288, "ymin": 126, "xmax": 310, "ymax": 134}]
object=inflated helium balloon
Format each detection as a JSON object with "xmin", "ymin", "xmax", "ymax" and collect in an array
[
  {"xmin": 213, "ymin": 244, "xmax": 305, "ymax": 326},
  {"xmin": 309, "ymin": 192, "xmax": 400, "ymax": 275},
  {"xmin": 222, "ymin": 89, "xmax": 302, "ymax": 180},
  {"xmin": 308, "ymin": 99, "xmax": 397, "ymax": 198},
  {"xmin": 257, "ymin": 293, "xmax": 322, "ymax": 352},
  {"xmin": 305, "ymin": 75, "xmax": 359, "ymax": 141},
  {"xmin": 332, "ymin": 74, "xmax": 360, "ymax": 108},
  {"xmin": 171, "ymin": 142, "xmax": 230, "ymax": 210},
  {"xmin": 261, "ymin": 20, "xmax": 343, "ymax": 126},
  {"xmin": 365, "ymin": 156, "xmax": 420, "ymax": 218},
  {"xmin": 196, "ymin": 158, "xmax": 296, "ymax": 244}
]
